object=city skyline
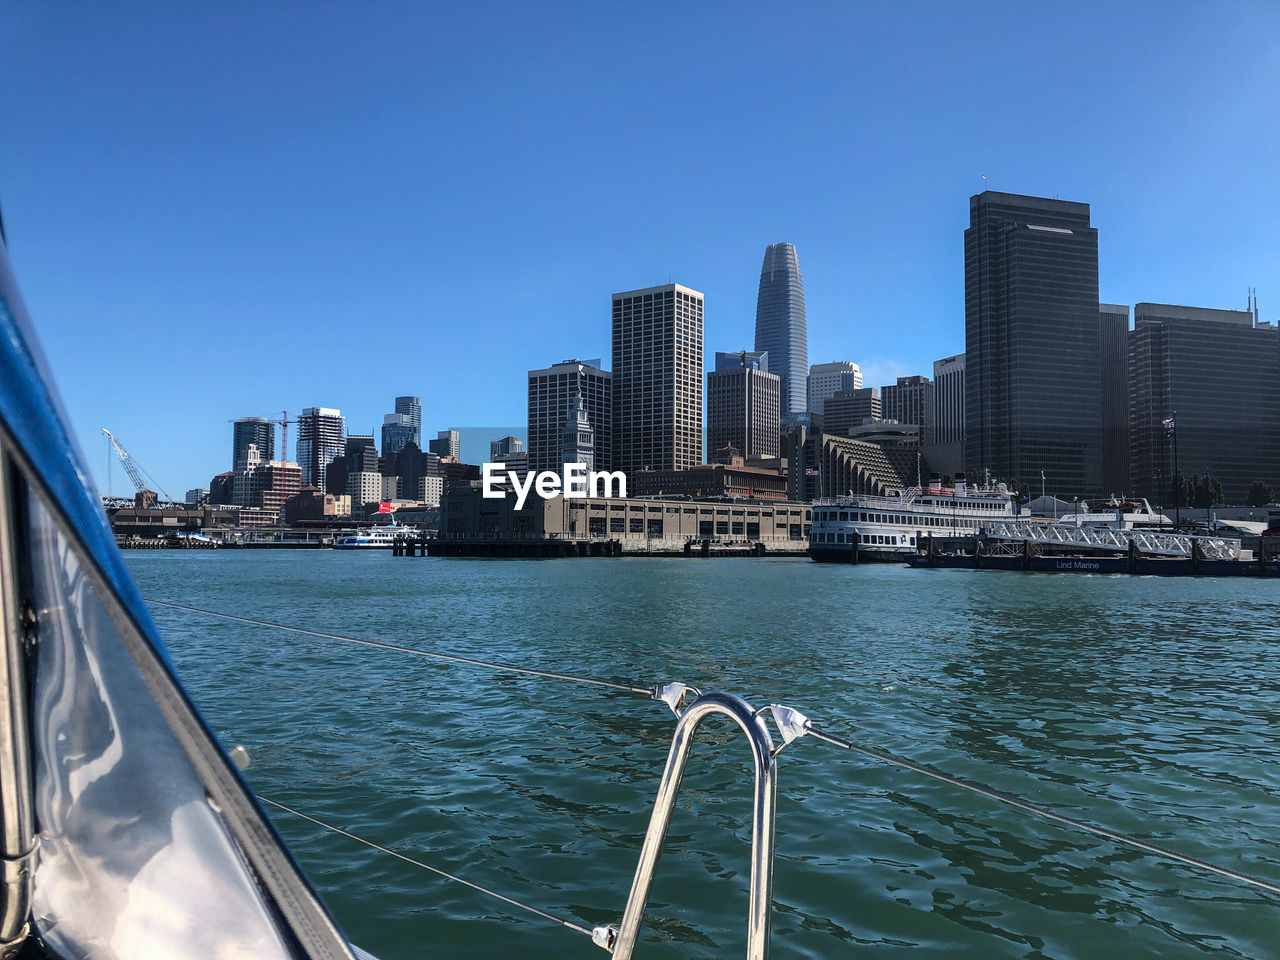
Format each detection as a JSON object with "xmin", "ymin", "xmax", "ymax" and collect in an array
[{"xmin": 1, "ymin": 5, "xmax": 1276, "ymax": 494}]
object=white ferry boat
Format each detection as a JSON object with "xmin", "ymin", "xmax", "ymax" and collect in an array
[
  {"xmin": 1056, "ymin": 497, "xmax": 1172, "ymax": 531},
  {"xmin": 809, "ymin": 473, "xmax": 1015, "ymax": 562},
  {"xmin": 334, "ymin": 523, "xmax": 412, "ymax": 549}
]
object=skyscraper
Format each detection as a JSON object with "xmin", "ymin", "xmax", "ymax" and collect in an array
[
  {"xmin": 808, "ymin": 362, "xmax": 862, "ymax": 419},
  {"xmin": 490, "ymin": 435, "xmax": 524, "ymax": 460},
  {"xmin": 528, "ymin": 359, "xmax": 612, "ymax": 475},
  {"xmin": 394, "ymin": 396, "xmax": 421, "ymax": 448},
  {"xmin": 612, "ymin": 284, "xmax": 704, "ymax": 473},
  {"xmin": 232, "ymin": 417, "xmax": 274, "ymax": 471},
  {"xmin": 881, "ymin": 375, "xmax": 934, "ymax": 441},
  {"xmin": 381, "ymin": 413, "xmax": 415, "ymax": 457},
  {"xmin": 429, "ymin": 429, "xmax": 460, "ymax": 459},
  {"xmin": 296, "ymin": 407, "xmax": 345, "ymax": 488},
  {"xmin": 822, "ymin": 388, "xmax": 881, "ymax": 438},
  {"xmin": 707, "ymin": 351, "xmax": 780, "ymax": 459},
  {"xmin": 964, "ymin": 191, "xmax": 1102, "ymax": 496},
  {"xmin": 1099, "ymin": 304, "xmax": 1130, "ymax": 495},
  {"xmin": 927, "ymin": 353, "xmax": 966, "ymax": 475},
  {"xmin": 754, "ymin": 243, "xmax": 808, "ymax": 422},
  {"xmin": 1128, "ymin": 302, "xmax": 1279, "ymax": 505}
]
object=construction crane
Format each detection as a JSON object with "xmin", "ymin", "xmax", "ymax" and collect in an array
[
  {"xmin": 102, "ymin": 428, "xmax": 172, "ymax": 503},
  {"xmin": 228, "ymin": 411, "xmax": 300, "ymax": 464}
]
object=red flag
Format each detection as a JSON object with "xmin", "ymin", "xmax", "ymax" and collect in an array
[{"xmin": 377, "ymin": 501, "xmax": 391, "ymax": 513}]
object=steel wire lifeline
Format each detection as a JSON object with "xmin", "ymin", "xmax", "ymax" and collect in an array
[
  {"xmin": 148, "ymin": 599, "xmax": 652, "ymax": 695},
  {"xmin": 258, "ymin": 796, "xmax": 599, "ymax": 940},
  {"xmin": 152, "ymin": 599, "xmax": 1280, "ymax": 901}
]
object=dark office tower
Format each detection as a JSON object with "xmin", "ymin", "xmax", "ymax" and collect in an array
[
  {"xmin": 232, "ymin": 417, "xmax": 274, "ymax": 470},
  {"xmin": 344, "ymin": 434, "xmax": 379, "ymax": 474},
  {"xmin": 964, "ymin": 191, "xmax": 1102, "ymax": 497},
  {"xmin": 1099, "ymin": 304, "xmax": 1130, "ymax": 495},
  {"xmin": 1128, "ymin": 303, "xmax": 1280, "ymax": 505},
  {"xmin": 881, "ymin": 376, "xmax": 934, "ymax": 440},
  {"xmin": 707, "ymin": 351, "xmax": 781, "ymax": 460},
  {"xmin": 612, "ymin": 284, "xmax": 704, "ymax": 473},
  {"xmin": 753, "ymin": 243, "xmax": 808, "ymax": 422},
  {"xmin": 296, "ymin": 407, "xmax": 345, "ymax": 488},
  {"xmin": 394, "ymin": 396, "xmax": 421, "ymax": 448}
]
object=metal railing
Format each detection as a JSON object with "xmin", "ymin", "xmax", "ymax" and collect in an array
[{"xmin": 981, "ymin": 519, "xmax": 1242, "ymax": 560}]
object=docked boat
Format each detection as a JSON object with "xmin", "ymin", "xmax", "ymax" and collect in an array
[
  {"xmin": 1056, "ymin": 497, "xmax": 1172, "ymax": 530},
  {"xmin": 808, "ymin": 472, "xmax": 1015, "ymax": 563},
  {"xmin": 334, "ymin": 522, "xmax": 413, "ymax": 549}
]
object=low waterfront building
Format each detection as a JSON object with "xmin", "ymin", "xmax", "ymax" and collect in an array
[
  {"xmin": 283, "ymin": 486, "xmax": 338, "ymax": 524},
  {"xmin": 440, "ymin": 489, "xmax": 811, "ymax": 543}
]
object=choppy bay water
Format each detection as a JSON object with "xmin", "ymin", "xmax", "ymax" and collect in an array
[{"xmin": 128, "ymin": 552, "xmax": 1280, "ymax": 958}]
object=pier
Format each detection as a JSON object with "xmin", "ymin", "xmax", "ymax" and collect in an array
[{"xmin": 415, "ymin": 533, "xmax": 804, "ymax": 559}]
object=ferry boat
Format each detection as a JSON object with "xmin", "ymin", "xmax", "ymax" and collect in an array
[
  {"xmin": 809, "ymin": 473, "xmax": 1015, "ymax": 563},
  {"xmin": 334, "ymin": 523, "xmax": 412, "ymax": 550}
]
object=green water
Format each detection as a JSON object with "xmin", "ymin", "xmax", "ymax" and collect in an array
[{"xmin": 129, "ymin": 552, "xmax": 1280, "ymax": 958}]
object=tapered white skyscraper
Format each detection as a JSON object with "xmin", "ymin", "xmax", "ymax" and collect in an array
[{"xmin": 753, "ymin": 242, "xmax": 808, "ymax": 422}]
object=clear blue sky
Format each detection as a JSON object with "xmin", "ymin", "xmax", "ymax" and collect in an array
[{"xmin": 2, "ymin": 2, "xmax": 1276, "ymax": 496}]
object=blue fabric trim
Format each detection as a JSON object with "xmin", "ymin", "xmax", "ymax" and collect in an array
[{"xmin": 0, "ymin": 239, "xmax": 175, "ymax": 669}]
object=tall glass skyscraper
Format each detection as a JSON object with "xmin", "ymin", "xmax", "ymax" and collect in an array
[
  {"xmin": 753, "ymin": 242, "xmax": 808, "ymax": 422},
  {"xmin": 964, "ymin": 191, "xmax": 1102, "ymax": 498},
  {"xmin": 394, "ymin": 396, "xmax": 421, "ymax": 448}
]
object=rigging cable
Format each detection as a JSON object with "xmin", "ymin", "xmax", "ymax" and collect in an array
[
  {"xmin": 147, "ymin": 600, "xmax": 653, "ymax": 695},
  {"xmin": 153, "ymin": 600, "xmax": 1280, "ymax": 899},
  {"xmin": 799, "ymin": 722, "xmax": 1280, "ymax": 897},
  {"xmin": 258, "ymin": 796, "xmax": 598, "ymax": 940}
]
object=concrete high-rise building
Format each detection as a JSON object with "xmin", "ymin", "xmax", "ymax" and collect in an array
[
  {"xmin": 490, "ymin": 435, "xmax": 524, "ymax": 460},
  {"xmin": 754, "ymin": 243, "xmax": 808, "ymax": 422},
  {"xmin": 232, "ymin": 443, "xmax": 301, "ymax": 518},
  {"xmin": 349, "ymin": 471, "xmax": 384, "ymax": 516},
  {"xmin": 1128, "ymin": 302, "xmax": 1280, "ymax": 505},
  {"xmin": 232, "ymin": 417, "xmax": 274, "ymax": 471},
  {"xmin": 184, "ymin": 488, "xmax": 209, "ymax": 506},
  {"xmin": 1100, "ymin": 304, "xmax": 1130, "ymax": 495},
  {"xmin": 296, "ymin": 407, "xmax": 345, "ymax": 488},
  {"xmin": 808, "ymin": 362, "xmax": 862, "ymax": 419},
  {"xmin": 926, "ymin": 353, "xmax": 966, "ymax": 475},
  {"xmin": 233, "ymin": 443, "xmax": 264, "ymax": 507},
  {"xmin": 964, "ymin": 191, "xmax": 1102, "ymax": 496},
  {"xmin": 612, "ymin": 284, "xmax": 703, "ymax": 473},
  {"xmin": 429, "ymin": 429, "xmax": 460, "ymax": 459},
  {"xmin": 528, "ymin": 359, "xmax": 612, "ymax": 475},
  {"xmin": 823, "ymin": 388, "xmax": 881, "ymax": 438},
  {"xmin": 394, "ymin": 396, "xmax": 421, "ymax": 448},
  {"xmin": 707, "ymin": 351, "xmax": 781, "ymax": 460},
  {"xmin": 881, "ymin": 375, "xmax": 934, "ymax": 442},
  {"xmin": 381, "ymin": 414, "xmax": 416, "ymax": 457}
]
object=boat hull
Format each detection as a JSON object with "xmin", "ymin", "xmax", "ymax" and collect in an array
[{"xmin": 808, "ymin": 545, "xmax": 909, "ymax": 564}]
